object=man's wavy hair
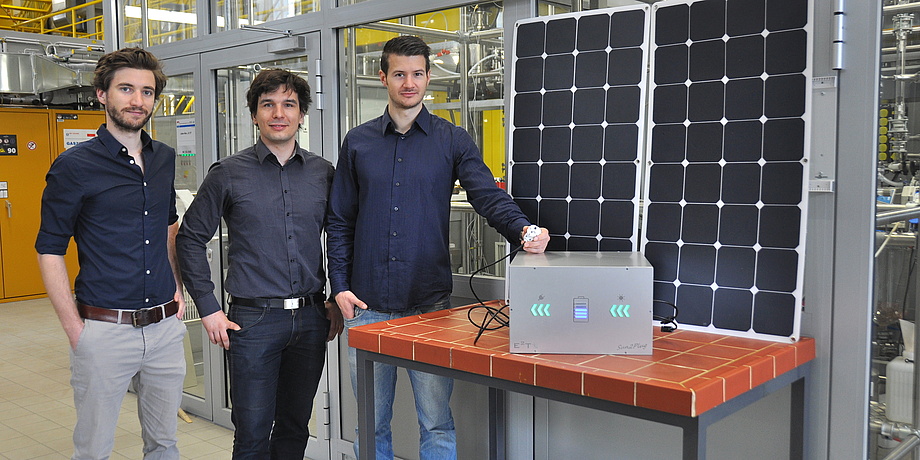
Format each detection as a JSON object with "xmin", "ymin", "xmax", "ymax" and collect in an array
[
  {"xmin": 93, "ymin": 48, "xmax": 167, "ymax": 98},
  {"xmin": 246, "ymin": 68, "xmax": 313, "ymax": 117}
]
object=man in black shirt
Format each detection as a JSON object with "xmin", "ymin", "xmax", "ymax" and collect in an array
[
  {"xmin": 177, "ymin": 69, "xmax": 343, "ymax": 459},
  {"xmin": 36, "ymin": 48, "xmax": 186, "ymax": 459}
]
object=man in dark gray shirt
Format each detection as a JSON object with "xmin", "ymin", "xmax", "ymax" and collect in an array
[{"xmin": 177, "ymin": 69, "xmax": 343, "ymax": 459}]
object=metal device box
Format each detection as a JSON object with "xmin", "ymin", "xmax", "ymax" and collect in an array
[{"xmin": 508, "ymin": 251, "xmax": 653, "ymax": 354}]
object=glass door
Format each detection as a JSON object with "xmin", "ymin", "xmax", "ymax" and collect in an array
[
  {"xmin": 152, "ymin": 55, "xmax": 211, "ymax": 418},
  {"xmin": 200, "ymin": 34, "xmax": 331, "ymax": 460}
]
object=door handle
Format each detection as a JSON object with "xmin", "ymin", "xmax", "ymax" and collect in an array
[{"xmin": 4, "ymin": 200, "xmax": 9, "ymax": 218}]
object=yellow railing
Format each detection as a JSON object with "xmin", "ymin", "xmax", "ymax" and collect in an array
[{"xmin": 10, "ymin": 0, "xmax": 103, "ymax": 40}]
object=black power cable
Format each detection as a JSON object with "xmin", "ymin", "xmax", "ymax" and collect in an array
[
  {"xmin": 653, "ymin": 299, "xmax": 680, "ymax": 332},
  {"xmin": 467, "ymin": 244, "xmax": 523, "ymax": 345}
]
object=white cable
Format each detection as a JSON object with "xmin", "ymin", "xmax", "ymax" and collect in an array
[{"xmin": 876, "ymin": 221, "xmax": 902, "ymax": 258}]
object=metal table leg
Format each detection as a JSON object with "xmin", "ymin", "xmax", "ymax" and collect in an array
[
  {"xmin": 489, "ymin": 387, "xmax": 506, "ymax": 460},
  {"xmin": 356, "ymin": 349, "xmax": 377, "ymax": 460}
]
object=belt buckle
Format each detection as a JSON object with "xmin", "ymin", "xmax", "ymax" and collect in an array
[
  {"xmin": 131, "ymin": 308, "xmax": 147, "ymax": 327},
  {"xmin": 283, "ymin": 298, "xmax": 301, "ymax": 310},
  {"xmin": 131, "ymin": 305, "xmax": 161, "ymax": 327}
]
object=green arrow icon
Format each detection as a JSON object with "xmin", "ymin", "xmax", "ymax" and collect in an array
[
  {"xmin": 531, "ymin": 304, "xmax": 551, "ymax": 316},
  {"xmin": 610, "ymin": 305, "xmax": 631, "ymax": 318}
]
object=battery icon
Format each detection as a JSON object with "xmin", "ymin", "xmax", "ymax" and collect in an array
[{"xmin": 573, "ymin": 296, "xmax": 589, "ymax": 323}]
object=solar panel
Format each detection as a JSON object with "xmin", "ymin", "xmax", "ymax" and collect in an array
[
  {"xmin": 642, "ymin": 0, "xmax": 810, "ymax": 341},
  {"xmin": 508, "ymin": 0, "xmax": 810, "ymax": 342},
  {"xmin": 509, "ymin": 5, "xmax": 649, "ymax": 253}
]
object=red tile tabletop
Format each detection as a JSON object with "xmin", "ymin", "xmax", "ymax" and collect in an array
[{"xmin": 349, "ymin": 302, "xmax": 816, "ymax": 418}]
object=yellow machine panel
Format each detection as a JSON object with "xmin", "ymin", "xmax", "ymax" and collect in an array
[
  {"xmin": 51, "ymin": 109, "xmax": 106, "ymax": 159},
  {"xmin": 0, "ymin": 108, "xmax": 101, "ymax": 301},
  {"xmin": 0, "ymin": 109, "xmax": 53, "ymax": 299}
]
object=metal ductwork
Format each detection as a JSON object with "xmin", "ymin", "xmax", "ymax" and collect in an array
[{"xmin": 0, "ymin": 53, "xmax": 93, "ymax": 95}]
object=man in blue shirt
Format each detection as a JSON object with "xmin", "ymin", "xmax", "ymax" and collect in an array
[
  {"xmin": 36, "ymin": 48, "xmax": 186, "ymax": 459},
  {"xmin": 327, "ymin": 35, "xmax": 549, "ymax": 460},
  {"xmin": 177, "ymin": 69, "xmax": 343, "ymax": 459}
]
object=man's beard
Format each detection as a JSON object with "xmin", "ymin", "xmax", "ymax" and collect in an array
[{"xmin": 108, "ymin": 105, "xmax": 152, "ymax": 132}]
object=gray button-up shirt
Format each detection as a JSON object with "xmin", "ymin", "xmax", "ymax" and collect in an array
[{"xmin": 177, "ymin": 140, "xmax": 334, "ymax": 317}]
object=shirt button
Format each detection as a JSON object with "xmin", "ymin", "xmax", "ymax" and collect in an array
[
  {"xmin": 144, "ymin": 211, "xmax": 148, "ymax": 215},
  {"xmin": 391, "ymin": 257, "xmax": 397, "ymax": 261},
  {"xmin": 143, "ymin": 182, "xmax": 147, "ymax": 186},
  {"xmin": 397, "ymin": 158, "xmax": 403, "ymax": 163},
  {"xmin": 392, "ymin": 231, "xmax": 397, "ymax": 237},
  {"xmin": 400, "ymin": 136, "xmax": 405, "ymax": 140},
  {"xmin": 145, "ymin": 240, "xmax": 149, "ymax": 244},
  {"xmin": 130, "ymin": 160, "xmax": 135, "ymax": 165},
  {"xmin": 288, "ymin": 235, "xmax": 293, "ymax": 239},
  {"xmin": 393, "ymin": 206, "xmax": 399, "ymax": 211},
  {"xmin": 395, "ymin": 182, "xmax": 400, "ymax": 186},
  {"xmin": 121, "ymin": 148, "xmax": 126, "ymax": 152},
  {"xmin": 284, "ymin": 190, "xmax": 288, "ymax": 193},
  {"xmin": 145, "ymin": 298, "xmax": 149, "ymax": 302},
  {"xmin": 286, "ymin": 212, "xmax": 291, "ymax": 216},
  {"xmin": 146, "ymin": 270, "xmax": 150, "ymax": 275}
]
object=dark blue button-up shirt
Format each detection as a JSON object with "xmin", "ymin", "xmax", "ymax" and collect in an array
[
  {"xmin": 327, "ymin": 106, "xmax": 530, "ymax": 312},
  {"xmin": 176, "ymin": 140, "xmax": 334, "ymax": 317},
  {"xmin": 35, "ymin": 124, "xmax": 179, "ymax": 310}
]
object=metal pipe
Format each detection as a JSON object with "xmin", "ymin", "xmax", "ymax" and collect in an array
[
  {"xmin": 882, "ymin": 172, "xmax": 905, "ymax": 187},
  {"xmin": 884, "ymin": 435, "xmax": 920, "ymax": 460},
  {"xmin": 871, "ymin": 418, "xmax": 920, "ymax": 460},
  {"xmin": 880, "ymin": 203, "xmax": 916, "ymax": 211},
  {"xmin": 459, "ymin": 5, "xmax": 470, "ymax": 132},
  {"xmin": 886, "ymin": 2, "xmax": 920, "ymax": 15},
  {"xmin": 140, "ymin": 0, "xmax": 148, "ymax": 48},
  {"xmin": 877, "ymin": 207, "xmax": 920, "ymax": 226}
]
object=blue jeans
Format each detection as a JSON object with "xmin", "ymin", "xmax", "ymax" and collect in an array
[
  {"xmin": 345, "ymin": 300, "xmax": 456, "ymax": 460},
  {"xmin": 227, "ymin": 300, "xmax": 330, "ymax": 460}
]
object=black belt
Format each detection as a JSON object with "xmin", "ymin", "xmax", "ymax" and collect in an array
[
  {"xmin": 77, "ymin": 300, "xmax": 178, "ymax": 327},
  {"xmin": 230, "ymin": 294, "xmax": 324, "ymax": 310}
]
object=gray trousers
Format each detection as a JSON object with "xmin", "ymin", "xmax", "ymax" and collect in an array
[{"xmin": 69, "ymin": 316, "xmax": 186, "ymax": 460}]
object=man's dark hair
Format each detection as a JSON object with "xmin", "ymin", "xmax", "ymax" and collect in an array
[
  {"xmin": 246, "ymin": 68, "xmax": 313, "ymax": 117},
  {"xmin": 380, "ymin": 35, "xmax": 431, "ymax": 75},
  {"xmin": 93, "ymin": 47, "xmax": 167, "ymax": 98}
]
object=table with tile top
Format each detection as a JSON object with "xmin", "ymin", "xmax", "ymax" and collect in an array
[{"xmin": 350, "ymin": 302, "xmax": 816, "ymax": 460}]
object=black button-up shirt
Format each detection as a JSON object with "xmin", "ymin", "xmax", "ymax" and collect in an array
[
  {"xmin": 35, "ymin": 124, "xmax": 179, "ymax": 310},
  {"xmin": 327, "ymin": 106, "xmax": 529, "ymax": 312},
  {"xmin": 176, "ymin": 140, "xmax": 334, "ymax": 317}
]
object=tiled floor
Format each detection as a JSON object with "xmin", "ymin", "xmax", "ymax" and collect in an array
[{"xmin": 0, "ymin": 298, "xmax": 234, "ymax": 460}]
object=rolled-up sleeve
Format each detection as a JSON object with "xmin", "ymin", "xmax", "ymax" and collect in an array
[
  {"xmin": 176, "ymin": 162, "xmax": 227, "ymax": 317},
  {"xmin": 35, "ymin": 155, "xmax": 84, "ymax": 256}
]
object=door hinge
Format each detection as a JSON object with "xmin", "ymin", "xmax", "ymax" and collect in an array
[
  {"xmin": 323, "ymin": 390, "xmax": 331, "ymax": 440},
  {"xmin": 314, "ymin": 58, "xmax": 323, "ymax": 111},
  {"xmin": 832, "ymin": 0, "xmax": 845, "ymax": 70}
]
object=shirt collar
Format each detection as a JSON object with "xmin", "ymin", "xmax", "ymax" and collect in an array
[
  {"xmin": 96, "ymin": 124, "xmax": 153, "ymax": 159},
  {"xmin": 379, "ymin": 105, "xmax": 431, "ymax": 136},
  {"xmin": 254, "ymin": 138, "xmax": 302, "ymax": 164}
]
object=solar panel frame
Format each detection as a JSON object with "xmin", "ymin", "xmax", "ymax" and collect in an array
[
  {"xmin": 507, "ymin": 0, "xmax": 811, "ymax": 343},
  {"xmin": 641, "ymin": 0, "xmax": 811, "ymax": 342}
]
